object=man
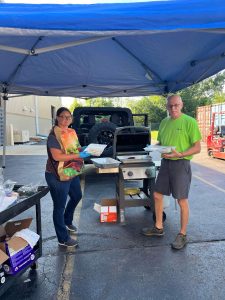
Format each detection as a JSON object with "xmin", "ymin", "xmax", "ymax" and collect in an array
[{"xmin": 142, "ymin": 94, "xmax": 201, "ymax": 250}]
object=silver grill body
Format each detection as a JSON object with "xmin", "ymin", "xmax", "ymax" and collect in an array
[
  {"xmin": 120, "ymin": 163, "xmax": 156, "ymax": 180},
  {"xmin": 113, "ymin": 128, "xmax": 156, "ymax": 224}
]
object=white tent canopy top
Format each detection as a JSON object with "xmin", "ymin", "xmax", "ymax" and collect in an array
[{"xmin": 0, "ymin": 0, "xmax": 225, "ymax": 98}]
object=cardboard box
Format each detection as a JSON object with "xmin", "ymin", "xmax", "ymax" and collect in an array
[
  {"xmin": 100, "ymin": 199, "xmax": 117, "ymax": 223},
  {"xmin": 0, "ymin": 218, "xmax": 36, "ymax": 275},
  {"xmin": 0, "ymin": 250, "xmax": 9, "ymax": 286}
]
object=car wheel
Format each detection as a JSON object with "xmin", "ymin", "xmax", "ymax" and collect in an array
[
  {"xmin": 88, "ymin": 122, "xmax": 117, "ymax": 156},
  {"xmin": 208, "ymin": 149, "xmax": 213, "ymax": 157}
]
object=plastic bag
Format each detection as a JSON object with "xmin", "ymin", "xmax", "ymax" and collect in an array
[
  {"xmin": 3, "ymin": 179, "xmax": 16, "ymax": 196},
  {"xmin": 17, "ymin": 183, "xmax": 39, "ymax": 197}
]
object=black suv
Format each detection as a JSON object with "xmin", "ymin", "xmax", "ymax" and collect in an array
[{"xmin": 72, "ymin": 106, "xmax": 150, "ymax": 157}]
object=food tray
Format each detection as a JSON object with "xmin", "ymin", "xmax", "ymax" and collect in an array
[
  {"xmin": 144, "ymin": 145, "xmax": 176, "ymax": 153},
  {"xmin": 91, "ymin": 157, "xmax": 121, "ymax": 169},
  {"xmin": 116, "ymin": 155, "xmax": 152, "ymax": 164},
  {"xmin": 124, "ymin": 187, "xmax": 140, "ymax": 195}
]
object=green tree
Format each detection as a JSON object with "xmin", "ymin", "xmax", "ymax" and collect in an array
[
  {"xmin": 69, "ymin": 98, "xmax": 83, "ymax": 112},
  {"xmin": 68, "ymin": 71, "xmax": 225, "ymax": 121},
  {"xmin": 179, "ymin": 71, "xmax": 225, "ymax": 117},
  {"xmin": 85, "ymin": 97, "xmax": 113, "ymax": 107},
  {"xmin": 212, "ymin": 91, "xmax": 225, "ymax": 103},
  {"xmin": 126, "ymin": 95, "xmax": 167, "ymax": 127}
]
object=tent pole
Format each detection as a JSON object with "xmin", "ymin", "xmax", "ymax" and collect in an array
[
  {"xmin": 2, "ymin": 96, "xmax": 7, "ymax": 168},
  {"xmin": 34, "ymin": 95, "xmax": 39, "ymax": 136}
]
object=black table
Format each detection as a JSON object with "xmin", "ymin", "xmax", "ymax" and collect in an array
[{"xmin": 0, "ymin": 185, "xmax": 49, "ymax": 296}]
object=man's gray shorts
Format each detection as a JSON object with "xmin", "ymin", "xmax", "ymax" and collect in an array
[{"xmin": 154, "ymin": 159, "xmax": 192, "ymax": 199}]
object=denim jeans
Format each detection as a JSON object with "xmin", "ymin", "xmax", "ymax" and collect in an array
[{"xmin": 45, "ymin": 172, "xmax": 82, "ymax": 243}]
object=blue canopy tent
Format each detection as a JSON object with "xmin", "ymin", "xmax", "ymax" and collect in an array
[
  {"xmin": 1, "ymin": 0, "xmax": 225, "ymax": 167},
  {"xmin": 0, "ymin": 0, "xmax": 225, "ymax": 98}
]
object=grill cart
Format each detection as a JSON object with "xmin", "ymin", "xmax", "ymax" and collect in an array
[
  {"xmin": 116, "ymin": 154, "xmax": 156, "ymax": 224},
  {"xmin": 92, "ymin": 126, "xmax": 166, "ymax": 224},
  {"xmin": 112, "ymin": 126, "xmax": 160, "ymax": 224}
]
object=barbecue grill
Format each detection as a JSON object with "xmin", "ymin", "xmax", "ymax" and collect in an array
[{"xmin": 113, "ymin": 126, "xmax": 157, "ymax": 224}]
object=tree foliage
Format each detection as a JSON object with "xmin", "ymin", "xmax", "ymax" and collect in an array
[
  {"xmin": 178, "ymin": 71, "xmax": 225, "ymax": 117},
  {"xmin": 69, "ymin": 71, "xmax": 225, "ymax": 124},
  {"xmin": 85, "ymin": 97, "xmax": 113, "ymax": 107},
  {"xmin": 69, "ymin": 98, "xmax": 83, "ymax": 113},
  {"xmin": 126, "ymin": 95, "xmax": 167, "ymax": 125}
]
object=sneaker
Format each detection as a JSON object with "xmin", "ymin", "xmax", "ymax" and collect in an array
[
  {"xmin": 58, "ymin": 238, "xmax": 78, "ymax": 248},
  {"xmin": 66, "ymin": 224, "xmax": 77, "ymax": 232},
  {"xmin": 171, "ymin": 233, "xmax": 187, "ymax": 250},
  {"xmin": 142, "ymin": 226, "xmax": 164, "ymax": 236}
]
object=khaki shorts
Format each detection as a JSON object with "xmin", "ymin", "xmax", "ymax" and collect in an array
[{"xmin": 154, "ymin": 159, "xmax": 192, "ymax": 199}]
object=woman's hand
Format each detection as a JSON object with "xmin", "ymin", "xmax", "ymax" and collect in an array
[{"xmin": 79, "ymin": 151, "xmax": 91, "ymax": 159}]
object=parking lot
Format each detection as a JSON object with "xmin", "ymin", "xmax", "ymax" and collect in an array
[{"xmin": 1, "ymin": 143, "xmax": 225, "ymax": 300}]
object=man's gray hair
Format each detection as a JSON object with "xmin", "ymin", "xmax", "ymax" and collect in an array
[{"xmin": 167, "ymin": 94, "xmax": 182, "ymax": 102}]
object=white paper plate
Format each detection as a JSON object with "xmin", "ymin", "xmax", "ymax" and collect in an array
[
  {"xmin": 84, "ymin": 143, "xmax": 107, "ymax": 156},
  {"xmin": 144, "ymin": 145, "xmax": 176, "ymax": 153}
]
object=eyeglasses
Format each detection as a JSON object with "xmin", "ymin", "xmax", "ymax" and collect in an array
[
  {"xmin": 167, "ymin": 104, "xmax": 180, "ymax": 109},
  {"xmin": 58, "ymin": 115, "xmax": 72, "ymax": 120}
]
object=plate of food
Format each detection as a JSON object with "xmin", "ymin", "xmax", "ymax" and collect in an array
[
  {"xmin": 144, "ymin": 145, "xmax": 176, "ymax": 153},
  {"xmin": 124, "ymin": 187, "xmax": 141, "ymax": 196},
  {"xmin": 84, "ymin": 143, "xmax": 107, "ymax": 156}
]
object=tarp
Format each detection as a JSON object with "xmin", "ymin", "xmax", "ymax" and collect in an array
[{"xmin": 0, "ymin": 0, "xmax": 225, "ymax": 97}]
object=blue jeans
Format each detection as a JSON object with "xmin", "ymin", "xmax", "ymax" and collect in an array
[{"xmin": 45, "ymin": 172, "xmax": 82, "ymax": 243}]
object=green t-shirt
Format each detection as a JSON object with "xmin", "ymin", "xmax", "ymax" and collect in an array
[{"xmin": 157, "ymin": 113, "xmax": 201, "ymax": 160}]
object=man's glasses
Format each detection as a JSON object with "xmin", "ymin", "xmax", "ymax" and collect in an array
[
  {"xmin": 58, "ymin": 115, "xmax": 72, "ymax": 120},
  {"xmin": 167, "ymin": 104, "xmax": 180, "ymax": 109}
]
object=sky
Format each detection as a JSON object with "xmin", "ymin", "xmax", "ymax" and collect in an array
[{"xmin": 62, "ymin": 97, "xmax": 75, "ymax": 108}]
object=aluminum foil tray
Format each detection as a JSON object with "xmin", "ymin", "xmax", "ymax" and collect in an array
[
  {"xmin": 116, "ymin": 155, "xmax": 152, "ymax": 164},
  {"xmin": 91, "ymin": 157, "xmax": 121, "ymax": 169},
  {"xmin": 144, "ymin": 145, "xmax": 176, "ymax": 153}
]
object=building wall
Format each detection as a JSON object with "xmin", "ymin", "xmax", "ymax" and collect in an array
[{"xmin": 4, "ymin": 95, "xmax": 62, "ymax": 144}]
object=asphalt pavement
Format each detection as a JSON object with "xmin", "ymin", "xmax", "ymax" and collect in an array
[{"xmin": 0, "ymin": 143, "xmax": 225, "ymax": 299}]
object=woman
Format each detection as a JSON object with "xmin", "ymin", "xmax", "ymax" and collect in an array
[{"xmin": 45, "ymin": 107, "xmax": 90, "ymax": 248}]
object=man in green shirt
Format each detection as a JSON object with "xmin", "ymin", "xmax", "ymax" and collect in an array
[{"xmin": 142, "ymin": 94, "xmax": 201, "ymax": 250}]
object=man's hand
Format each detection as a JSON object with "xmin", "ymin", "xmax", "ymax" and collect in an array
[
  {"xmin": 162, "ymin": 141, "xmax": 201, "ymax": 159},
  {"xmin": 162, "ymin": 149, "xmax": 182, "ymax": 159}
]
